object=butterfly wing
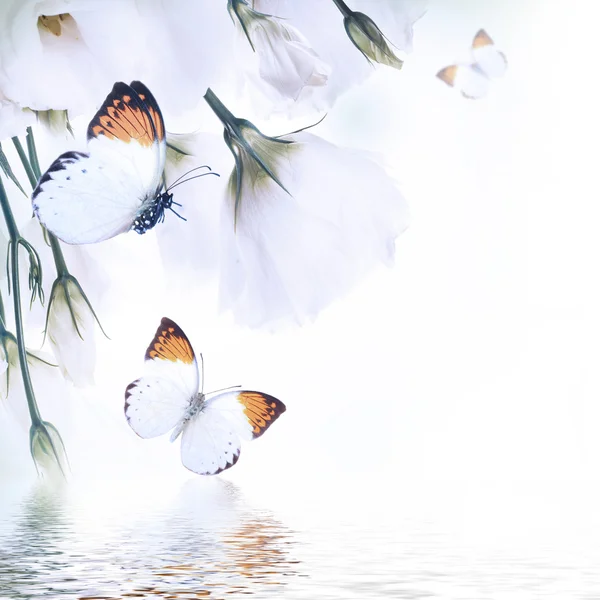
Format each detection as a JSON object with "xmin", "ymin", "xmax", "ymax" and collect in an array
[
  {"xmin": 32, "ymin": 150, "xmax": 145, "ymax": 244},
  {"xmin": 472, "ymin": 29, "xmax": 507, "ymax": 78},
  {"xmin": 180, "ymin": 391, "xmax": 286, "ymax": 475},
  {"xmin": 437, "ymin": 63, "xmax": 490, "ymax": 99},
  {"xmin": 129, "ymin": 80, "xmax": 167, "ymax": 175},
  {"xmin": 437, "ymin": 30, "xmax": 506, "ymax": 100},
  {"xmin": 32, "ymin": 81, "xmax": 166, "ymax": 244},
  {"xmin": 125, "ymin": 317, "xmax": 200, "ymax": 439}
]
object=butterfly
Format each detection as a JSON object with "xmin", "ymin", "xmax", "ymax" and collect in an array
[
  {"xmin": 436, "ymin": 29, "xmax": 507, "ymax": 99},
  {"xmin": 32, "ymin": 81, "xmax": 186, "ymax": 244},
  {"xmin": 124, "ymin": 317, "xmax": 286, "ymax": 475}
]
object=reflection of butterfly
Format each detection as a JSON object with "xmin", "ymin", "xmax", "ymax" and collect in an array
[
  {"xmin": 437, "ymin": 29, "xmax": 507, "ymax": 99},
  {"xmin": 32, "ymin": 81, "xmax": 184, "ymax": 244},
  {"xmin": 124, "ymin": 317, "xmax": 286, "ymax": 475}
]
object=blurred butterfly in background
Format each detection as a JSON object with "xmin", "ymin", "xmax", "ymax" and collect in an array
[
  {"xmin": 32, "ymin": 81, "xmax": 211, "ymax": 245},
  {"xmin": 436, "ymin": 29, "xmax": 507, "ymax": 99},
  {"xmin": 124, "ymin": 317, "xmax": 286, "ymax": 475}
]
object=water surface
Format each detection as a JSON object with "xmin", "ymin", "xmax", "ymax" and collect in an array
[{"xmin": 1, "ymin": 479, "xmax": 600, "ymax": 598}]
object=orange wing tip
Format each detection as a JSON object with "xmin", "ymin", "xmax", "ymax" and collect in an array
[
  {"xmin": 473, "ymin": 29, "xmax": 494, "ymax": 49},
  {"xmin": 436, "ymin": 65, "xmax": 458, "ymax": 87},
  {"xmin": 144, "ymin": 317, "xmax": 196, "ymax": 364},
  {"xmin": 129, "ymin": 81, "xmax": 165, "ymax": 142},
  {"xmin": 87, "ymin": 81, "xmax": 156, "ymax": 147},
  {"xmin": 238, "ymin": 391, "xmax": 286, "ymax": 439}
]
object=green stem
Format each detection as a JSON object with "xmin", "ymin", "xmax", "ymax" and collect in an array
[
  {"xmin": 26, "ymin": 127, "xmax": 41, "ymax": 180},
  {"xmin": 48, "ymin": 232, "xmax": 69, "ymax": 277},
  {"xmin": 331, "ymin": 0, "xmax": 352, "ymax": 17},
  {"xmin": 0, "ymin": 176, "xmax": 42, "ymax": 426},
  {"xmin": 11, "ymin": 137, "xmax": 37, "ymax": 189},
  {"xmin": 22, "ymin": 127, "xmax": 71, "ymax": 280}
]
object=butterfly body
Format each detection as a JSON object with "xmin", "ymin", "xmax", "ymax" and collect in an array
[
  {"xmin": 169, "ymin": 391, "xmax": 205, "ymax": 443},
  {"xmin": 125, "ymin": 318, "xmax": 286, "ymax": 475},
  {"xmin": 32, "ymin": 81, "xmax": 173, "ymax": 244},
  {"xmin": 437, "ymin": 29, "xmax": 507, "ymax": 99},
  {"xmin": 132, "ymin": 191, "xmax": 175, "ymax": 234}
]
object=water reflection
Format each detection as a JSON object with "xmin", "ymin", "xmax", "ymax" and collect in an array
[
  {"xmin": 0, "ymin": 480, "xmax": 302, "ymax": 598},
  {"xmin": 220, "ymin": 515, "xmax": 301, "ymax": 583}
]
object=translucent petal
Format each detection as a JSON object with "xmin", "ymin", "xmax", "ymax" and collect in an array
[{"xmin": 219, "ymin": 131, "xmax": 409, "ymax": 329}]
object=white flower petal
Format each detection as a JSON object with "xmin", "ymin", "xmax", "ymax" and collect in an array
[
  {"xmin": 0, "ymin": 218, "xmax": 109, "ymax": 334},
  {"xmin": 0, "ymin": 1, "xmax": 111, "ymax": 113},
  {"xmin": 0, "ymin": 95, "xmax": 35, "ymax": 141},
  {"xmin": 219, "ymin": 131, "xmax": 409, "ymax": 329},
  {"xmin": 230, "ymin": 1, "xmax": 331, "ymax": 115},
  {"xmin": 253, "ymin": 0, "xmax": 426, "ymax": 108},
  {"xmin": 0, "ymin": 335, "xmax": 60, "ymax": 430},
  {"xmin": 350, "ymin": 0, "xmax": 427, "ymax": 53},
  {"xmin": 156, "ymin": 131, "xmax": 232, "ymax": 292},
  {"xmin": 0, "ymin": 0, "xmax": 235, "ymax": 117},
  {"xmin": 46, "ymin": 278, "xmax": 96, "ymax": 387}
]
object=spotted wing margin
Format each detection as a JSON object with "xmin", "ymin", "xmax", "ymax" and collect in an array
[
  {"xmin": 180, "ymin": 390, "xmax": 285, "ymax": 476},
  {"xmin": 125, "ymin": 375, "xmax": 193, "ymax": 438},
  {"xmin": 31, "ymin": 149, "xmax": 146, "ymax": 244}
]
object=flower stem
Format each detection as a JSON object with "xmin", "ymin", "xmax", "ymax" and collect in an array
[
  {"xmin": 17, "ymin": 128, "xmax": 71, "ymax": 280},
  {"xmin": 331, "ymin": 0, "xmax": 352, "ymax": 18},
  {"xmin": 0, "ymin": 176, "xmax": 41, "ymax": 426},
  {"xmin": 204, "ymin": 88, "xmax": 239, "ymax": 130},
  {"xmin": 48, "ymin": 233, "xmax": 69, "ymax": 277},
  {"xmin": 26, "ymin": 127, "xmax": 42, "ymax": 181},
  {"xmin": 11, "ymin": 137, "xmax": 37, "ymax": 189}
]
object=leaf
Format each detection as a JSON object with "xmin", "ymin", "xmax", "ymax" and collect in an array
[{"xmin": 0, "ymin": 143, "xmax": 28, "ymax": 197}]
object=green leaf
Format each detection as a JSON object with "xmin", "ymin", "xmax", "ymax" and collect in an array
[{"xmin": 0, "ymin": 143, "xmax": 28, "ymax": 197}]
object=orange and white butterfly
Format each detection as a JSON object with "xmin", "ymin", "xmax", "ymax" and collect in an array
[
  {"xmin": 436, "ymin": 29, "xmax": 507, "ymax": 99},
  {"xmin": 32, "ymin": 81, "xmax": 184, "ymax": 244},
  {"xmin": 124, "ymin": 317, "xmax": 286, "ymax": 475}
]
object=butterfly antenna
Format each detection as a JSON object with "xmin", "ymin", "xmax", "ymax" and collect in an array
[
  {"xmin": 206, "ymin": 385, "xmax": 243, "ymax": 395},
  {"xmin": 167, "ymin": 172, "xmax": 220, "ymax": 192},
  {"xmin": 166, "ymin": 165, "xmax": 212, "ymax": 190},
  {"xmin": 200, "ymin": 352, "xmax": 205, "ymax": 393}
]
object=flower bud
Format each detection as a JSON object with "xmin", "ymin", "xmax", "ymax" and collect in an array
[
  {"xmin": 30, "ymin": 420, "xmax": 68, "ymax": 480},
  {"xmin": 344, "ymin": 11, "xmax": 403, "ymax": 69},
  {"xmin": 45, "ymin": 274, "xmax": 101, "ymax": 386},
  {"xmin": 228, "ymin": 0, "xmax": 330, "ymax": 103}
]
